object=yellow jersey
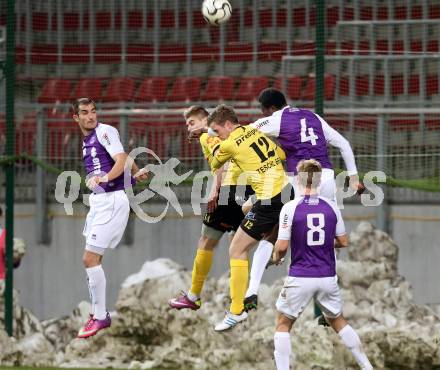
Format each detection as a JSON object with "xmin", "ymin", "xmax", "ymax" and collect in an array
[
  {"xmin": 211, "ymin": 126, "xmax": 288, "ymax": 199},
  {"xmin": 199, "ymin": 133, "xmax": 245, "ymax": 186}
]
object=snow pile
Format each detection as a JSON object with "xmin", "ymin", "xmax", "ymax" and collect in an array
[{"xmin": 1, "ymin": 223, "xmax": 440, "ymax": 370}]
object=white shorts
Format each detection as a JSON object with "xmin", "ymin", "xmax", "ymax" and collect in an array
[
  {"xmin": 83, "ymin": 190, "xmax": 130, "ymax": 251},
  {"xmin": 276, "ymin": 275, "xmax": 342, "ymax": 320},
  {"xmin": 289, "ymin": 168, "xmax": 336, "ymax": 201}
]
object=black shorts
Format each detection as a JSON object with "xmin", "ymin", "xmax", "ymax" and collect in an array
[
  {"xmin": 203, "ymin": 185, "xmax": 254, "ymax": 233},
  {"xmin": 240, "ymin": 185, "xmax": 294, "ymax": 241}
]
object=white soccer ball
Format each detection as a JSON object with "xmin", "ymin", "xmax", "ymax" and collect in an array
[{"xmin": 202, "ymin": 0, "xmax": 232, "ymax": 26}]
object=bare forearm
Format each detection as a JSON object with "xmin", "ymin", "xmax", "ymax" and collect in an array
[
  {"xmin": 273, "ymin": 240, "xmax": 289, "ymax": 262},
  {"xmin": 107, "ymin": 153, "xmax": 128, "ymax": 181}
]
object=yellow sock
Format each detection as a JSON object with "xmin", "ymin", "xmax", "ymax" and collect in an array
[
  {"xmin": 230, "ymin": 259, "xmax": 249, "ymax": 314},
  {"xmin": 189, "ymin": 249, "xmax": 213, "ymax": 297}
]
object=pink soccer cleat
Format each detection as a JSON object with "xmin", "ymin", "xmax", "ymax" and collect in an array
[
  {"xmin": 169, "ymin": 292, "xmax": 201, "ymax": 311},
  {"xmin": 77, "ymin": 312, "xmax": 111, "ymax": 339}
]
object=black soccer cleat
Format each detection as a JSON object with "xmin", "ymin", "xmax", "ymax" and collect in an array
[
  {"xmin": 243, "ymin": 294, "xmax": 258, "ymax": 312},
  {"xmin": 317, "ymin": 314, "xmax": 330, "ymax": 327}
]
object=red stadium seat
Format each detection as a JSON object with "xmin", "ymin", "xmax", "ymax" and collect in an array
[
  {"xmin": 160, "ymin": 45, "xmax": 186, "ymax": 62},
  {"xmin": 128, "ymin": 11, "xmax": 143, "ymax": 29},
  {"xmin": 354, "ymin": 118, "xmax": 377, "ymax": 131},
  {"xmin": 234, "ymin": 76, "xmax": 269, "ymax": 101},
  {"xmin": 31, "ymin": 45, "xmax": 57, "ymax": 64},
  {"xmin": 201, "ymin": 76, "xmax": 234, "ymax": 101},
  {"xmin": 274, "ymin": 76, "xmax": 303, "ymax": 101},
  {"xmin": 259, "ymin": 42, "xmax": 286, "ymax": 62},
  {"xmin": 38, "ymin": 79, "xmax": 72, "ymax": 103},
  {"xmin": 411, "ymin": 5, "xmax": 423, "ymax": 19},
  {"xmin": 17, "ymin": 113, "xmax": 37, "ymax": 155},
  {"xmin": 356, "ymin": 76, "xmax": 370, "ymax": 96},
  {"xmin": 408, "ymin": 75, "xmax": 420, "ymax": 95},
  {"xmin": 391, "ymin": 75, "xmax": 404, "ymax": 95},
  {"xmin": 425, "ymin": 117, "xmax": 440, "ymax": 130},
  {"xmin": 134, "ymin": 77, "xmax": 168, "ymax": 102},
  {"xmin": 95, "ymin": 44, "xmax": 121, "ymax": 63},
  {"xmin": 192, "ymin": 44, "xmax": 220, "ymax": 62},
  {"xmin": 62, "ymin": 45, "xmax": 89, "ymax": 63},
  {"xmin": 429, "ymin": 5, "xmax": 440, "ymax": 18},
  {"xmin": 426, "ymin": 75, "xmax": 439, "ymax": 96},
  {"xmin": 303, "ymin": 77, "xmax": 316, "ymax": 100},
  {"xmin": 327, "ymin": 6, "xmax": 339, "ymax": 26},
  {"xmin": 339, "ymin": 76, "xmax": 349, "ymax": 96},
  {"xmin": 302, "ymin": 75, "xmax": 335, "ymax": 101},
  {"xmin": 388, "ymin": 118, "xmax": 419, "ymax": 131},
  {"xmin": 395, "ymin": 6, "xmax": 408, "ymax": 19},
  {"xmin": 292, "ymin": 41, "xmax": 315, "ymax": 56},
  {"xmin": 102, "ymin": 77, "xmax": 136, "ymax": 102},
  {"xmin": 225, "ymin": 43, "xmax": 253, "ymax": 62},
  {"xmin": 168, "ymin": 77, "xmax": 201, "ymax": 102},
  {"xmin": 32, "ymin": 12, "xmax": 49, "ymax": 31},
  {"xmin": 325, "ymin": 116, "xmax": 349, "ymax": 131},
  {"xmin": 72, "ymin": 78, "xmax": 102, "ymax": 101},
  {"xmin": 47, "ymin": 112, "xmax": 74, "ymax": 159},
  {"xmin": 63, "ymin": 12, "xmax": 80, "ymax": 30},
  {"xmin": 127, "ymin": 45, "xmax": 154, "ymax": 63},
  {"xmin": 374, "ymin": 76, "xmax": 385, "ymax": 95}
]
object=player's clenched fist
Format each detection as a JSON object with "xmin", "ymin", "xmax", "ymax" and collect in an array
[{"xmin": 86, "ymin": 175, "xmax": 108, "ymax": 189}]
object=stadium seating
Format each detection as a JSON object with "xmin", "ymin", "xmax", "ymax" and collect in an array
[
  {"xmin": 274, "ymin": 76, "xmax": 303, "ymax": 101},
  {"xmin": 200, "ymin": 76, "xmax": 234, "ymax": 101},
  {"xmin": 72, "ymin": 78, "xmax": 102, "ymax": 101},
  {"xmin": 38, "ymin": 79, "xmax": 72, "ymax": 104},
  {"xmin": 134, "ymin": 77, "xmax": 169, "ymax": 102},
  {"xmin": 102, "ymin": 77, "xmax": 136, "ymax": 102},
  {"xmin": 168, "ymin": 77, "xmax": 201, "ymax": 102},
  {"xmin": 234, "ymin": 76, "xmax": 269, "ymax": 101}
]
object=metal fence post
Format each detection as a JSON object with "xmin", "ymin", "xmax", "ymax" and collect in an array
[
  {"xmin": 4, "ymin": 0, "xmax": 15, "ymax": 337},
  {"xmin": 376, "ymin": 114, "xmax": 390, "ymax": 234},
  {"xmin": 36, "ymin": 110, "xmax": 50, "ymax": 244},
  {"xmin": 119, "ymin": 114, "xmax": 134, "ymax": 245}
]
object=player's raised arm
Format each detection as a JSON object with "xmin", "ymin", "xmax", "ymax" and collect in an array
[
  {"xmin": 250, "ymin": 113, "xmax": 282, "ymax": 137},
  {"xmin": 317, "ymin": 114, "xmax": 358, "ymax": 176}
]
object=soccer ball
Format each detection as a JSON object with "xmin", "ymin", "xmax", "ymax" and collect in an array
[{"xmin": 202, "ymin": 0, "xmax": 232, "ymax": 26}]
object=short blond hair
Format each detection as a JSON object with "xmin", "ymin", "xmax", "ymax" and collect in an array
[
  {"xmin": 297, "ymin": 159, "xmax": 322, "ymax": 189},
  {"xmin": 183, "ymin": 105, "xmax": 209, "ymax": 120},
  {"xmin": 207, "ymin": 104, "xmax": 239, "ymax": 126}
]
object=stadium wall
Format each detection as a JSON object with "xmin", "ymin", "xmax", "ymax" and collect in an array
[{"xmin": 10, "ymin": 202, "xmax": 440, "ymax": 320}]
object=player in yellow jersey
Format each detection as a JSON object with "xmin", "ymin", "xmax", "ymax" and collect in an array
[
  {"xmin": 169, "ymin": 106, "xmax": 253, "ymax": 311},
  {"xmin": 207, "ymin": 104, "xmax": 293, "ymax": 331}
]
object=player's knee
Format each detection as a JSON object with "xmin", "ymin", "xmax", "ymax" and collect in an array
[
  {"xmin": 83, "ymin": 250, "xmax": 101, "ymax": 268},
  {"xmin": 198, "ymin": 234, "xmax": 219, "ymax": 251},
  {"xmin": 200, "ymin": 225, "xmax": 223, "ymax": 247},
  {"xmin": 327, "ymin": 313, "xmax": 347, "ymax": 333}
]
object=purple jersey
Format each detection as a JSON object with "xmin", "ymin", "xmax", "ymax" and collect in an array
[
  {"xmin": 82, "ymin": 123, "xmax": 134, "ymax": 193},
  {"xmin": 278, "ymin": 195, "xmax": 345, "ymax": 278},
  {"xmin": 278, "ymin": 108, "xmax": 333, "ymax": 174}
]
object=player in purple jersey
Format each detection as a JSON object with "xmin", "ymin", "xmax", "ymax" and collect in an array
[
  {"xmin": 244, "ymin": 88, "xmax": 364, "ymax": 311},
  {"xmin": 73, "ymin": 98, "xmax": 147, "ymax": 339},
  {"xmin": 271, "ymin": 159, "xmax": 373, "ymax": 370}
]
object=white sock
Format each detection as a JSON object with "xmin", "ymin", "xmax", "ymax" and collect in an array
[
  {"xmin": 274, "ymin": 332, "xmax": 291, "ymax": 370},
  {"xmin": 338, "ymin": 325, "xmax": 373, "ymax": 370},
  {"xmin": 187, "ymin": 291, "xmax": 199, "ymax": 302},
  {"xmin": 86, "ymin": 265, "xmax": 107, "ymax": 320},
  {"xmin": 245, "ymin": 240, "xmax": 273, "ymax": 297}
]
